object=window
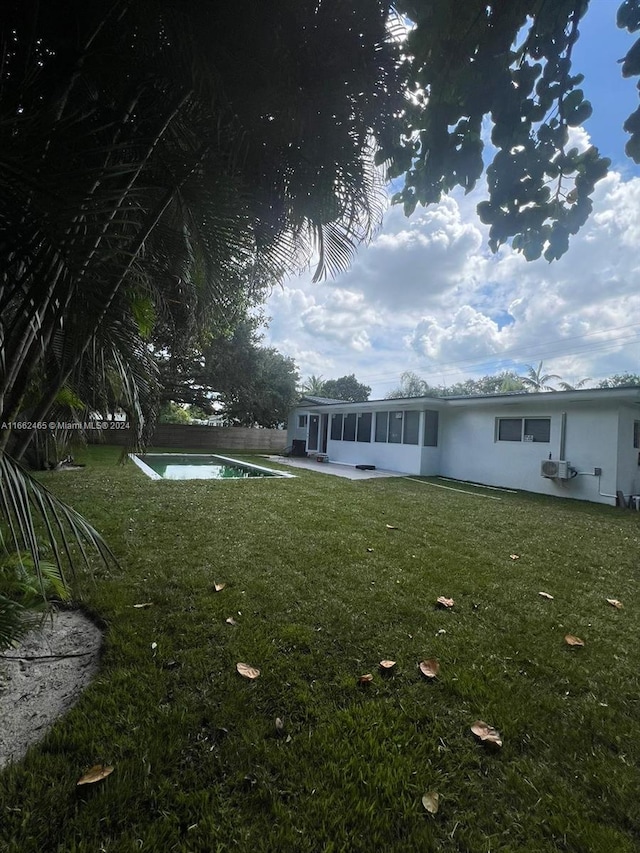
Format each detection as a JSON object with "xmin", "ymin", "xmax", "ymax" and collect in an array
[
  {"xmin": 298, "ymin": 414, "xmax": 307, "ymax": 428},
  {"xmin": 330, "ymin": 413, "xmax": 343, "ymax": 441},
  {"xmin": 524, "ymin": 418, "xmax": 550, "ymax": 443},
  {"xmin": 375, "ymin": 410, "xmax": 428, "ymax": 445},
  {"xmin": 388, "ymin": 411, "xmax": 403, "ymax": 443},
  {"xmin": 498, "ymin": 418, "xmax": 522, "ymax": 441},
  {"xmin": 375, "ymin": 411, "xmax": 388, "ymax": 442},
  {"xmin": 424, "ymin": 410, "xmax": 439, "ymax": 447},
  {"xmin": 403, "ymin": 411, "xmax": 420, "ymax": 445},
  {"xmin": 357, "ymin": 412, "xmax": 372, "ymax": 442},
  {"xmin": 497, "ymin": 417, "xmax": 550, "ymax": 442},
  {"xmin": 342, "ymin": 412, "xmax": 356, "ymax": 441}
]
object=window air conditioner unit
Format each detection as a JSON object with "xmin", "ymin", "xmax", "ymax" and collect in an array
[{"xmin": 541, "ymin": 459, "xmax": 570, "ymax": 479}]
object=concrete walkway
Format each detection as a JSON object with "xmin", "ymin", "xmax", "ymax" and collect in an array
[{"xmin": 266, "ymin": 455, "xmax": 405, "ymax": 481}]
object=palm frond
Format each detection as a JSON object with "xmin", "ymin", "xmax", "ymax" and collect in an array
[{"xmin": 0, "ymin": 454, "xmax": 114, "ymax": 581}]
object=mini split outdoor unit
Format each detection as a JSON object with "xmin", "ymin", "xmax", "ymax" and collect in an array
[{"xmin": 540, "ymin": 459, "xmax": 570, "ymax": 479}]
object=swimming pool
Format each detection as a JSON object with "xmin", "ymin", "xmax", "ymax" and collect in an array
[{"xmin": 130, "ymin": 453, "xmax": 294, "ymax": 481}]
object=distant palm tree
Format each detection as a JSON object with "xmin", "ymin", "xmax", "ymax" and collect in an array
[
  {"xmin": 518, "ymin": 361, "xmax": 561, "ymax": 392},
  {"xmin": 557, "ymin": 377, "xmax": 592, "ymax": 391},
  {"xmin": 302, "ymin": 375, "xmax": 327, "ymax": 396}
]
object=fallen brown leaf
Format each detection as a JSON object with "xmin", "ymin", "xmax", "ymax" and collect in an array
[
  {"xmin": 236, "ymin": 662, "xmax": 260, "ymax": 679},
  {"xmin": 538, "ymin": 591, "xmax": 554, "ymax": 600},
  {"xmin": 275, "ymin": 717, "xmax": 284, "ymax": 734},
  {"xmin": 379, "ymin": 659, "xmax": 396, "ymax": 671},
  {"xmin": 471, "ymin": 720, "xmax": 502, "ymax": 747},
  {"xmin": 366, "ymin": 547, "xmax": 374, "ymax": 552},
  {"xmin": 385, "ymin": 524, "xmax": 399, "ymax": 530},
  {"xmin": 606, "ymin": 598, "xmax": 624, "ymax": 609},
  {"xmin": 419, "ymin": 658, "xmax": 440, "ymax": 679},
  {"xmin": 564, "ymin": 634, "xmax": 585, "ymax": 647},
  {"xmin": 214, "ymin": 582, "xmax": 226, "ymax": 592},
  {"xmin": 225, "ymin": 616, "xmax": 238, "ymax": 626},
  {"xmin": 436, "ymin": 596, "xmax": 454, "ymax": 608},
  {"xmin": 422, "ymin": 791, "xmax": 440, "ymax": 814},
  {"xmin": 509, "ymin": 554, "xmax": 520, "ymax": 560},
  {"xmin": 77, "ymin": 764, "xmax": 114, "ymax": 786},
  {"xmin": 358, "ymin": 673, "xmax": 374, "ymax": 684}
]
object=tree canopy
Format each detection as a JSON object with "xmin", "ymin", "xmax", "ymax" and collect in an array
[
  {"xmin": 322, "ymin": 375, "xmax": 372, "ymax": 402},
  {"xmin": 386, "ymin": 0, "xmax": 640, "ymax": 260}
]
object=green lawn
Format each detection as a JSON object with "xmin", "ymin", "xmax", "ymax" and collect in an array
[{"xmin": 2, "ymin": 446, "xmax": 640, "ymax": 852}]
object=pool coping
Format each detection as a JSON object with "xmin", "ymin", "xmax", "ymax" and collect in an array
[{"xmin": 129, "ymin": 452, "xmax": 296, "ymax": 481}]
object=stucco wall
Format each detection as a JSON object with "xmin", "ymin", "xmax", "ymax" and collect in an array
[
  {"xmin": 439, "ymin": 402, "xmax": 619, "ymax": 504},
  {"xmin": 617, "ymin": 405, "xmax": 640, "ymax": 498},
  {"xmin": 288, "ymin": 397, "xmax": 639, "ymax": 505}
]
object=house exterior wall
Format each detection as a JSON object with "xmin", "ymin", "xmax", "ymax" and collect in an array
[
  {"xmin": 617, "ymin": 406, "xmax": 640, "ymax": 499},
  {"xmin": 439, "ymin": 402, "xmax": 618, "ymax": 504},
  {"xmin": 287, "ymin": 410, "xmax": 309, "ymax": 448},
  {"xmin": 288, "ymin": 390, "xmax": 640, "ymax": 505},
  {"xmin": 324, "ymin": 409, "xmax": 424, "ymax": 473}
]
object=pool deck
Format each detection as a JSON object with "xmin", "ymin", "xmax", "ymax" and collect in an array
[{"xmin": 266, "ymin": 455, "xmax": 405, "ymax": 481}]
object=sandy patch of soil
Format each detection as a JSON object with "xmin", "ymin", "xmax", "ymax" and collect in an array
[{"xmin": 0, "ymin": 608, "xmax": 103, "ymax": 769}]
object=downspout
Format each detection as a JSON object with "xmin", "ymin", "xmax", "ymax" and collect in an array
[{"xmin": 559, "ymin": 412, "xmax": 567, "ymax": 461}]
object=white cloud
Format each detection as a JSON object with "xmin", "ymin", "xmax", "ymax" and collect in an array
[
  {"xmin": 264, "ymin": 163, "xmax": 640, "ymax": 396},
  {"xmin": 331, "ymin": 197, "xmax": 484, "ymax": 310}
]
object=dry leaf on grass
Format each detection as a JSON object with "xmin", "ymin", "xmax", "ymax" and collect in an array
[
  {"xmin": 225, "ymin": 616, "xmax": 238, "ymax": 626},
  {"xmin": 436, "ymin": 596, "xmax": 454, "ymax": 608},
  {"xmin": 275, "ymin": 717, "xmax": 285, "ymax": 734},
  {"xmin": 471, "ymin": 720, "xmax": 502, "ymax": 747},
  {"xmin": 214, "ymin": 582, "xmax": 226, "ymax": 592},
  {"xmin": 538, "ymin": 591, "xmax": 554, "ymax": 600},
  {"xmin": 422, "ymin": 791, "xmax": 440, "ymax": 814},
  {"xmin": 419, "ymin": 659, "xmax": 440, "ymax": 679},
  {"xmin": 606, "ymin": 598, "xmax": 624, "ymax": 609},
  {"xmin": 379, "ymin": 660, "xmax": 396, "ymax": 671},
  {"xmin": 509, "ymin": 554, "xmax": 520, "ymax": 560},
  {"xmin": 366, "ymin": 547, "xmax": 374, "ymax": 552},
  {"xmin": 132, "ymin": 603, "xmax": 152, "ymax": 609},
  {"xmin": 385, "ymin": 524, "xmax": 399, "ymax": 530},
  {"xmin": 564, "ymin": 634, "xmax": 585, "ymax": 647},
  {"xmin": 236, "ymin": 662, "xmax": 260, "ymax": 679},
  {"xmin": 358, "ymin": 673, "xmax": 374, "ymax": 684},
  {"xmin": 77, "ymin": 764, "xmax": 114, "ymax": 786}
]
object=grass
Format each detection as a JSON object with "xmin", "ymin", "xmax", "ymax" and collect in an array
[{"xmin": 1, "ymin": 445, "xmax": 640, "ymax": 852}]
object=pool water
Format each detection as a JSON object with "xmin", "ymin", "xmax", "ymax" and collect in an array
[{"xmin": 131, "ymin": 453, "xmax": 291, "ymax": 480}]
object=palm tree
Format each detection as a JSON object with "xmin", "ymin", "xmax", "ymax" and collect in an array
[
  {"xmin": 517, "ymin": 361, "xmax": 561, "ymax": 392},
  {"xmin": 557, "ymin": 378, "xmax": 592, "ymax": 391},
  {"xmin": 0, "ymin": 0, "xmax": 404, "ymax": 641},
  {"xmin": 302, "ymin": 376, "xmax": 327, "ymax": 396}
]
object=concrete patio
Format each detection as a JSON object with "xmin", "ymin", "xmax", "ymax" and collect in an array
[{"xmin": 266, "ymin": 455, "xmax": 405, "ymax": 480}]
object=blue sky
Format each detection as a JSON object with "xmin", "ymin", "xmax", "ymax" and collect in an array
[{"xmin": 264, "ymin": 4, "xmax": 640, "ymax": 398}]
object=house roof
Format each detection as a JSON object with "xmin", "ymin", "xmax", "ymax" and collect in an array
[
  {"xmin": 294, "ymin": 385, "xmax": 640, "ymax": 413},
  {"xmin": 297, "ymin": 394, "xmax": 345, "ymax": 405}
]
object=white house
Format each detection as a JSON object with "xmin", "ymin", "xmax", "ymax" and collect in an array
[{"xmin": 287, "ymin": 387, "xmax": 640, "ymax": 506}]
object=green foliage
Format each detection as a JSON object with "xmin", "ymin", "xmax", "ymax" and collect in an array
[
  {"xmin": 386, "ymin": 369, "xmax": 525, "ymax": 398},
  {"xmin": 1, "ymin": 0, "xmax": 402, "ymax": 464},
  {"xmin": 220, "ymin": 349, "xmax": 299, "ymax": 427},
  {"xmin": 321, "ymin": 374, "xmax": 371, "ymax": 402},
  {"xmin": 0, "ymin": 537, "xmax": 69, "ymax": 650},
  {"xmin": 598, "ymin": 372, "xmax": 640, "ymax": 387},
  {"xmin": 386, "ymin": 370, "xmax": 438, "ymax": 399},
  {"xmin": 301, "ymin": 375, "xmax": 327, "ymax": 397},
  {"xmin": 384, "ymin": 0, "xmax": 640, "ymax": 259},
  {"xmin": 158, "ymin": 402, "xmax": 192, "ymax": 424}
]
